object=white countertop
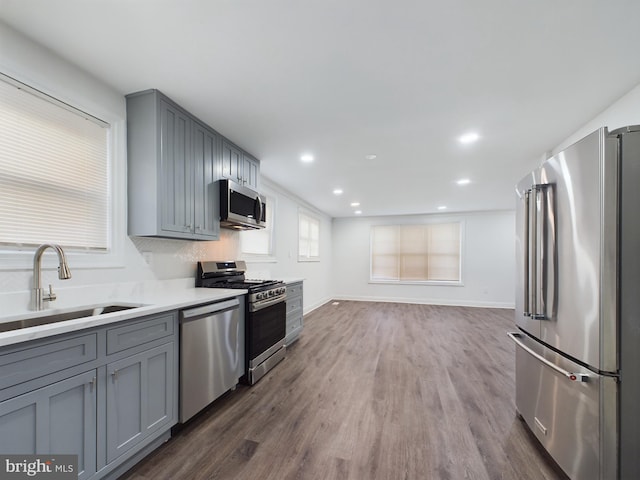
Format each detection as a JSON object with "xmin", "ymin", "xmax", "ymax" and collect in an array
[{"xmin": 0, "ymin": 278, "xmax": 246, "ymax": 348}]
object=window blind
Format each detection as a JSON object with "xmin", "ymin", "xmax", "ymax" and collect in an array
[
  {"xmin": 299, "ymin": 211, "xmax": 320, "ymax": 260},
  {"xmin": 0, "ymin": 76, "xmax": 109, "ymax": 250},
  {"xmin": 240, "ymin": 195, "xmax": 274, "ymax": 255},
  {"xmin": 371, "ymin": 223, "xmax": 461, "ymax": 282}
]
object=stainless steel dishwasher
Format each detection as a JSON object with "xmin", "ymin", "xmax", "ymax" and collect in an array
[{"xmin": 179, "ymin": 297, "xmax": 243, "ymax": 422}]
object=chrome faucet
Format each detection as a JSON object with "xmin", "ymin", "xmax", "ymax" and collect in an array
[{"xmin": 32, "ymin": 244, "xmax": 72, "ymax": 310}]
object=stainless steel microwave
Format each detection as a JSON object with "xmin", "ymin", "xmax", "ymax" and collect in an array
[{"xmin": 219, "ymin": 179, "xmax": 266, "ymax": 230}]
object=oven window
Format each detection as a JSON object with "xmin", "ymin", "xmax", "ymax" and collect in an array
[{"xmin": 247, "ymin": 301, "xmax": 286, "ymax": 358}]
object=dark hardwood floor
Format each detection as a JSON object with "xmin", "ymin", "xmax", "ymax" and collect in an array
[{"xmin": 120, "ymin": 301, "xmax": 566, "ymax": 480}]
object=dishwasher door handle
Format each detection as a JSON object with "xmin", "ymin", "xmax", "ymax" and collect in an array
[{"xmin": 181, "ymin": 298, "xmax": 240, "ymax": 320}]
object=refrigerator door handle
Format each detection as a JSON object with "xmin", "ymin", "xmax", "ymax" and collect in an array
[
  {"xmin": 531, "ymin": 184, "xmax": 554, "ymax": 320},
  {"xmin": 528, "ymin": 188, "xmax": 537, "ymax": 317},
  {"xmin": 542, "ymin": 185, "xmax": 556, "ymax": 320},
  {"xmin": 535, "ymin": 185, "xmax": 544, "ymax": 318},
  {"xmin": 523, "ymin": 190, "xmax": 531, "ymax": 317},
  {"xmin": 508, "ymin": 332, "xmax": 589, "ymax": 382}
]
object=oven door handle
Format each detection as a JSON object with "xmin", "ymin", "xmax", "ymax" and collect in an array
[{"xmin": 250, "ymin": 295, "xmax": 286, "ymax": 312}]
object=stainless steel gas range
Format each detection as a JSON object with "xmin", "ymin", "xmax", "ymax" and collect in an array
[{"xmin": 196, "ymin": 261, "xmax": 286, "ymax": 385}]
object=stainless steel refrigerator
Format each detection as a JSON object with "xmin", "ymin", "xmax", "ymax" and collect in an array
[{"xmin": 510, "ymin": 125, "xmax": 640, "ymax": 480}]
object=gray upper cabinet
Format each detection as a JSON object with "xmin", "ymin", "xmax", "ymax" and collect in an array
[
  {"xmin": 159, "ymin": 100, "xmax": 192, "ymax": 236},
  {"xmin": 127, "ymin": 89, "xmax": 220, "ymax": 240},
  {"xmin": 221, "ymin": 140, "xmax": 242, "ymax": 184},
  {"xmin": 242, "ymin": 152, "xmax": 260, "ymax": 190},
  {"xmin": 192, "ymin": 121, "xmax": 220, "ymax": 237},
  {"xmin": 221, "ymin": 139, "xmax": 260, "ymax": 190}
]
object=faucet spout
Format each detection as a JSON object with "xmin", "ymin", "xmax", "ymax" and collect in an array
[{"xmin": 32, "ymin": 244, "xmax": 72, "ymax": 310}]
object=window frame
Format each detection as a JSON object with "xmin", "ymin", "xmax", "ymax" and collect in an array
[
  {"xmin": 369, "ymin": 220, "xmax": 464, "ymax": 285},
  {"xmin": 239, "ymin": 193, "xmax": 277, "ymax": 263},
  {"xmin": 0, "ymin": 72, "xmax": 126, "ymax": 271},
  {"xmin": 298, "ymin": 209, "xmax": 321, "ymax": 262}
]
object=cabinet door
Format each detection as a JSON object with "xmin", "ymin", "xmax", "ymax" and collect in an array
[
  {"xmin": 242, "ymin": 154, "xmax": 259, "ymax": 189},
  {"xmin": 221, "ymin": 140, "xmax": 242, "ymax": 184},
  {"xmin": 0, "ymin": 370, "xmax": 97, "ymax": 480},
  {"xmin": 192, "ymin": 122, "xmax": 220, "ymax": 239},
  {"xmin": 106, "ymin": 343, "xmax": 175, "ymax": 463},
  {"xmin": 160, "ymin": 100, "xmax": 193, "ymax": 235}
]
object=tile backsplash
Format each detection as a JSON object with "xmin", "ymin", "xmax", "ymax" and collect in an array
[{"xmin": 0, "ymin": 230, "xmax": 241, "ymax": 294}]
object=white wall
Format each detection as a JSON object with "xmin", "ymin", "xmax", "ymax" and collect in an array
[
  {"xmin": 3, "ymin": 19, "xmax": 640, "ymax": 311},
  {"xmin": 128, "ymin": 179, "xmax": 334, "ymax": 313},
  {"xmin": 243, "ymin": 178, "xmax": 333, "ymax": 313},
  {"xmin": 332, "ymin": 211, "xmax": 515, "ymax": 308},
  {"xmin": 0, "ymin": 21, "xmax": 155, "ymax": 294},
  {"xmin": 0, "ymin": 22, "xmax": 333, "ymax": 315},
  {"xmin": 550, "ymin": 83, "xmax": 640, "ymax": 157}
]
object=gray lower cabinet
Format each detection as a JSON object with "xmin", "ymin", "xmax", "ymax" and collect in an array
[
  {"xmin": 0, "ymin": 310, "xmax": 179, "ymax": 480},
  {"xmin": 127, "ymin": 89, "xmax": 220, "ymax": 240},
  {"xmin": 0, "ymin": 370, "xmax": 97, "ymax": 480},
  {"xmin": 106, "ymin": 342, "xmax": 174, "ymax": 463},
  {"xmin": 285, "ymin": 281, "xmax": 304, "ymax": 346}
]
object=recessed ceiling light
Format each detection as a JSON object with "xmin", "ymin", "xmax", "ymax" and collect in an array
[
  {"xmin": 458, "ymin": 132, "xmax": 480, "ymax": 144},
  {"xmin": 333, "ymin": 188, "xmax": 343, "ymax": 195},
  {"xmin": 354, "ymin": 210, "xmax": 362, "ymax": 215},
  {"xmin": 437, "ymin": 205, "xmax": 447, "ymax": 210},
  {"xmin": 456, "ymin": 178, "xmax": 471, "ymax": 185},
  {"xmin": 301, "ymin": 154, "xmax": 314, "ymax": 163},
  {"xmin": 364, "ymin": 154, "xmax": 377, "ymax": 160},
  {"xmin": 350, "ymin": 202, "xmax": 360, "ymax": 207}
]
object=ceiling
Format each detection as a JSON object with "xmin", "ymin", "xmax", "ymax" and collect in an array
[{"xmin": 2, "ymin": 0, "xmax": 640, "ymax": 218}]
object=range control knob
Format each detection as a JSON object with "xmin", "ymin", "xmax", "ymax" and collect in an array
[
  {"xmin": 268, "ymin": 290, "xmax": 275, "ymax": 297},
  {"xmin": 256, "ymin": 293, "xmax": 264, "ymax": 300}
]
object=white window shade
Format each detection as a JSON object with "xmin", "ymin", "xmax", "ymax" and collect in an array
[
  {"xmin": 0, "ymin": 76, "xmax": 109, "ymax": 250},
  {"xmin": 240, "ymin": 195, "xmax": 275, "ymax": 257},
  {"xmin": 371, "ymin": 222, "xmax": 461, "ymax": 282},
  {"xmin": 298, "ymin": 211, "xmax": 320, "ymax": 261}
]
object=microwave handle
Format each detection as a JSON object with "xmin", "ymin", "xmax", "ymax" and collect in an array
[{"xmin": 255, "ymin": 195, "xmax": 264, "ymax": 223}]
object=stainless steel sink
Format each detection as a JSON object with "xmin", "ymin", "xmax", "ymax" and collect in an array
[{"xmin": 0, "ymin": 304, "xmax": 143, "ymax": 333}]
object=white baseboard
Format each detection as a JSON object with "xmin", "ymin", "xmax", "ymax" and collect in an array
[
  {"xmin": 330, "ymin": 295, "xmax": 515, "ymax": 309},
  {"xmin": 302, "ymin": 296, "xmax": 334, "ymax": 315}
]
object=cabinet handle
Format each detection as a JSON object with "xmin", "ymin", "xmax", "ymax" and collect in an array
[
  {"xmin": 90, "ymin": 376, "xmax": 96, "ymax": 392},
  {"xmin": 111, "ymin": 370, "xmax": 118, "ymax": 381}
]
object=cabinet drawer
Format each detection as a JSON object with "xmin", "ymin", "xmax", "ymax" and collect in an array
[
  {"xmin": 0, "ymin": 334, "xmax": 97, "ymax": 390},
  {"xmin": 286, "ymin": 296, "xmax": 303, "ymax": 315},
  {"xmin": 107, "ymin": 312, "xmax": 175, "ymax": 355},
  {"xmin": 287, "ymin": 282, "xmax": 303, "ymax": 298},
  {"xmin": 286, "ymin": 315, "xmax": 303, "ymax": 335}
]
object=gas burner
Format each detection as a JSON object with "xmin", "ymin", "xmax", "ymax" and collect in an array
[{"xmin": 195, "ymin": 261, "xmax": 284, "ymax": 294}]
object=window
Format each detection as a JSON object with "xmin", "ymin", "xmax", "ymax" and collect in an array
[
  {"xmin": 240, "ymin": 194, "xmax": 275, "ymax": 260},
  {"xmin": 0, "ymin": 74, "xmax": 110, "ymax": 251},
  {"xmin": 298, "ymin": 211, "xmax": 320, "ymax": 261},
  {"xmin": 370, "ymin": 222, "xmax": 461, "ymax": 283}
]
